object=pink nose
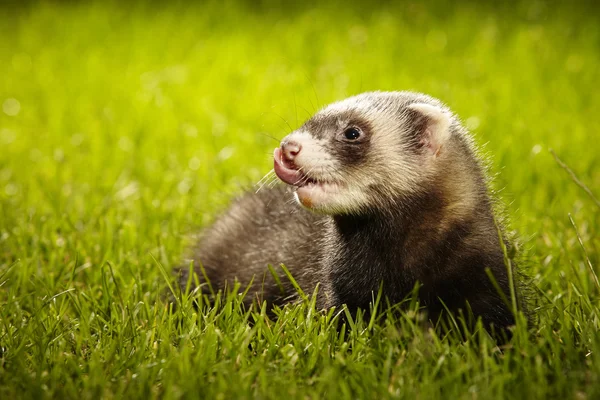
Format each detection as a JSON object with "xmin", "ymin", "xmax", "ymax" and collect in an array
[{"xmin": 281, "ymin": 140, "xmax": 302, "ymax": 161}]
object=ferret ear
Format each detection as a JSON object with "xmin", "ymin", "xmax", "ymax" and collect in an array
[{"xmin": 406, "ymin": 103, "xmax": 451, "ymax": 158}]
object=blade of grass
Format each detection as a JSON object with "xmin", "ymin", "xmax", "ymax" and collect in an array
[
  {"xmin": 550, "ymin": 149, "xmax": 600, "ymax": 210},
  {"xmin": 568, "ymin": 213, "xmax": 600, "ymax": 292}
]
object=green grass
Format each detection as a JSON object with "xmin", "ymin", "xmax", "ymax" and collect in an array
[{"xmin": 1, "ymin": 0, "xmax": 599, "ymax": 398}]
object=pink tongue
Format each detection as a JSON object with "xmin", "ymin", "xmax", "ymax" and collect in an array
[{"xmin": 273, "ymin": 147, "xmax": 304, "ymax": 186}]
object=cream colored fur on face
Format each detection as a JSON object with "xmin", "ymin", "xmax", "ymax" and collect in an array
[
  {"xmin": 285, "ymin": 131, "xmax": 339, "ymax": 180},
  {"xmin": 282, "ymin": 97, "xmax": 454, "ymax": 215},
  {"xmin": 283, "ymin": 130, "xmax": 372, "ymax": 214}
]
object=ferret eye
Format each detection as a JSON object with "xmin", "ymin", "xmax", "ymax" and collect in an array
[{"xmin": 343, "ymin": 127, "xmax": 361, "ymax": 140}]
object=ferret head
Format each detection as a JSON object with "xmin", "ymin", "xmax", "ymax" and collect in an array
[{"xmin": 273, "ymin": 91, "xmax": 457, "ymax": 215}]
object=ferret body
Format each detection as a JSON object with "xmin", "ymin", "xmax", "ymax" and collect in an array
[{"xmin": 180, "ymin": 91, "xmax": 524, "ymax": 333}]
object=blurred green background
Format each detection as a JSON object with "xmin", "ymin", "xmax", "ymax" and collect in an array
[
  {"xmin": 1, "ymin": 1, "xmax": 598, "ymax": 247},
  {"xmin": 1, "ymin": 0, "xmax": 599, "ymax": 398}
]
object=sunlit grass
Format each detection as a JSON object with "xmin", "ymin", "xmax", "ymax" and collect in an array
[{"xmin": 0, "ymin": 0, "xmax": 599, "ymax": 398}]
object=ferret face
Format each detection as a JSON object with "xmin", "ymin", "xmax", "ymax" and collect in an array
[{"xmin": 273, "ymin": 92, "xmax": 453, "ymax": 215}]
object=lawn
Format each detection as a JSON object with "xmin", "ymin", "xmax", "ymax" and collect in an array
[{"xmin": 1, "ymin": 0, "xmax": 599, "ymax": 398}]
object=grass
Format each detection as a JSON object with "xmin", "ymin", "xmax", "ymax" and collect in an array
[{"xmin": 1, "ymin": 0, "xmax": 599, "ymax": 398}]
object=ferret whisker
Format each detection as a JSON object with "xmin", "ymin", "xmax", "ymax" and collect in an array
[
  {"xmin": 259, "ymin": 132, "xmax": 281, "ymax": 143},
  {"xmin": 266, "ymin": 175, "xmax": 280, "ymax": 188},
  {"xmin": 255, "ymin": 169, "xmax": 275, "ymax": 186},
  {"xmin": 255, "ymin": 170, "xmax": 277, "ymax": 193}
]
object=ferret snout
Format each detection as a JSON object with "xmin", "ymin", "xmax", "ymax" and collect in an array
[{"xmin": 281, "ymin": 140, "xmax": 302, "ymax": 164}]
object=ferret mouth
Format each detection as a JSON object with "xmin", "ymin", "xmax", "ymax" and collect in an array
[
  {"xmin": 273, "ymin": 147, "xmax": 343, "ymax": 209},
  {"xmin": 273, "ymin": 147, "xmax": 317, "ymax": 187},
  {"xmin": 273, "ymin": 148, "xmax": 327, "ymax": 188}
]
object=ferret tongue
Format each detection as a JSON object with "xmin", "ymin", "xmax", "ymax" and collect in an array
[{"xmin": 273, "ymin": 147, "xmax": 304, "ymax": 186}]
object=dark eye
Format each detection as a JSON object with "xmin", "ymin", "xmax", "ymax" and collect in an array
[{"xmin": 343, "ymin": 127, "xmax": 361, "ymax": 141}]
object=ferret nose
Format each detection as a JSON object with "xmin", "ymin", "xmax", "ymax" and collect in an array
[{"xmin": 281, "ymin": 140, "xmax": 302, "ymax": 161}]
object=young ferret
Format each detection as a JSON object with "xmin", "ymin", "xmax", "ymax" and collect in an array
[{"xmin": 179, "ymin": 91, "xmax": 526, "ymax": 334}]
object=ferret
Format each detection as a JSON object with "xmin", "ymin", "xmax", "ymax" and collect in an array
[{"xmin": 179, "ymin": 91, "xmax": 526, "ymax": 335}]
